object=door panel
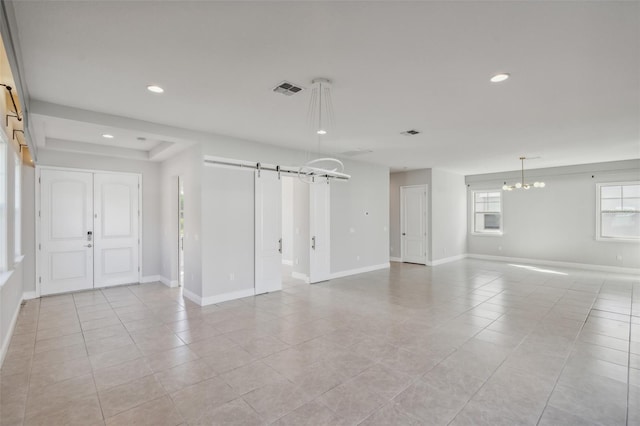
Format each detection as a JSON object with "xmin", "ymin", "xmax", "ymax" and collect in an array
[
  {"xmin": 40, "ymin": 170, "xmax": 94, "ymax": 295},
  {"xmin": 401, "ymin": 186, "xmax": 427, "ymax": 265},
  {"xmin": 94, "ymin": 173, "xmax": 140, "ymax": 288},
  {"xmin": 255, "ymin": 170, "xmax": 282, "ymax": 295},
  {"xmin": 309, "ymin": 180, "xmax": 330, "ymax": 283}
]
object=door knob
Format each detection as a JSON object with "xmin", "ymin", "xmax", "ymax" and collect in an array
[{"xmin": 84, "ymin": 244, "xmax": 93, "ymax": 248}]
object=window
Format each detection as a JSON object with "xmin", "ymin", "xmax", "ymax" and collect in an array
[
  {"xmin": 473, "ymin": 191, "xmax": 502, "ymax": 234},
  {"xmin": 597, "ymin": 182, "xmax": 640, "ymax": 240},
  {"xmin": 0, "ymin": 135, "xmax": 6, "ymax": 271},
  {"xmin": 14, "ymin": 152, "xmax": 21, "ymax": 258}
]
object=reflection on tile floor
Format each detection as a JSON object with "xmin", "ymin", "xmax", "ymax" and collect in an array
[{"xmin": 1, "ymin": 260, "xmax": 639, "ymax": 425}]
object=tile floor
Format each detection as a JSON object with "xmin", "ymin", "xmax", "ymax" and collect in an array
[{"xmin": 1, "ymin": 260, "xmax": 639, "ymax": 425}]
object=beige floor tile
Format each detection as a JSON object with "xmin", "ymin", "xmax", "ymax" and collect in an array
[
  {"xmin": 99, "ymin": 375, "xmax": 166, "ymax": 419},
  {"xmin": 89, "ymin": 344, "xmax": 143, "ymax": 370},
  {"xmin": 191, "ymin": 398, "xmax": 262, "ymax": 426},
  {"xmin": 272, "ymin": 400, "xmax": 338, "ymax": 426},
  {"xmin": 155, "ymin": 359, "xmax": 216, "ymax": 393},
  {"xmin": 105, "ymin": 396, "xmax": 183, "ymax": 426},
  {"xmin": 25, "ymin": 374, "xmax": 97, "ymax": 420},
  {"xmin": 93, "ymin": 357, "xmax": 153, "ymax": 391},
  {"xmin": 318, "ymin": 380, "xmax": 386, "ymax": 425},
  {"xmin": 144, "ymin": 345, "xmax": 200, "ymax": 372},
  {"xmin": 23, "ymin": 393, "xmax": 104, "ymax": 426},
  {"xmin": 221, "ymin": 360, "xmax": 284, "ymax": 395},
  {"xmin": 29, "ymin": 356, "xmax": 93, "ymax": 388},
  {"xmin": 242, "ymin": 378, "xmax": 311, "ymax": 423},
  {"xmin": 171, "ymin": 377, "xmax": 238, "ymax": 424}
]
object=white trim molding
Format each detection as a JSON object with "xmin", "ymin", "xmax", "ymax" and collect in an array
[
  {"xmin": 140, "ymin": 275, "xmax": 178, "ymax": 288},
  {"xmin": 389, "ymin": 257, "xmax": 402, "ymax": 262},
  {"xmin": 23, "ymin": 291, "xmax": 37, "ymax": 300},
  {"xmin": 184, "ymin": 287, "xmax": 255, "ymax": 306},
  {"xmin": 467, "ymin": 253, "xmax": 640, "ymax": 275},
  {"xmin": 427, "ymin": 254, "xmax": 468, "ymax": 266},
  {"xmin": 291, "ymin": 272, "xmax": 310, "ymax": 283},
  {"xmin": 330, "ymin": 262, "xmax": 390, "ymax": 280}
]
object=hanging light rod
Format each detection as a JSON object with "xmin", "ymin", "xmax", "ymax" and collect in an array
[
  {"xmin": 1, "ymin": 84, "xmax": 22, "ymax": 122},
  {"xmin": 503, "ymin": 156, "xmax": 545, "ymax": 191},
  {"xmin": 204, "ymin": 157, "xmax": 350, "ymax": 181}
]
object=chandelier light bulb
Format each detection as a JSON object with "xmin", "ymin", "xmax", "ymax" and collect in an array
[
  {"xmin": 515, "ymin": 182, "xmax": 522, "ymax": 189},
  {"xmin": 533, "ymin": 182, "xmax": 540, "ymax": 188},
  {"xmin": 502, "ymin": 185, "xmax": 509, "ymax": 190},
  {"xmin": 317, "ymin": 129, "xmax": 327, "ymax": 135},
  {"xmin": 539, "ymin": 182, "xmax": 546, "ymax": 188},
  {"xmin": 524, "ymin": 184, "xmax": 530, "ymax": 189}
]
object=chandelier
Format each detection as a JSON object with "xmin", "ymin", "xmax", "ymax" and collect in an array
[
  {"xmin": 298, "ymin": 78, "xmax": 350, "ymax": 183},
  {"xmin": 502, "ymin": 156, "xmax": 545, "ymax": 191}
]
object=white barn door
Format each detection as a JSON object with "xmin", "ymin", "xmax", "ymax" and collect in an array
[
  {"xmin": 401, "ymin": 185, "xmax": 427, "ymax": 265},
  {"xmin": 94, "ymin": 173, "xmax": 140, "ymax": 288},
  {"xmin": 255, "ymin": 170, "xmax": 282, "ymax": 295},
  {"xmin": 309, "ymin": 180, "xmax": 330, "ymax": 283},
  {"xmin": 40, "ymin": 169, "xmax": 94, "ymax": 295}
]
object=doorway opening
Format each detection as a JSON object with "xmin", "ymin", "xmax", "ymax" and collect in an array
[
  {"xmin": 281, "ymin": 175, "xmax": 309, "ymax": 287},
  {"xmin": 178, "ymin": 176, "xmax": 185, "ymax": 287}
]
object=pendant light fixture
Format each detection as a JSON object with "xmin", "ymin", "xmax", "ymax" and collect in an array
[
  {"xmin": 502, "ymin": 157, "xmax": 545, "ymax": 191},
  {"xmin": 298, "ymin": 78, "xmax": 350, "ymax": 183}
]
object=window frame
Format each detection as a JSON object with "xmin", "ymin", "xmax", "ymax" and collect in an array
[
  {"xmin": 471, "ymin": 190, "xmax": 503, "ymax": 236},
  {"xmin": 14, "ymin": 151, "xmax": 21, "ymax": 259},
  {"xmin": 596, "ymin": 181, "xmax": 640, "ymax": 242}
]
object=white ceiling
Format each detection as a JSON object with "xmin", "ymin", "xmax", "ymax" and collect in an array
[{"xmin": 12, "ymin": 1, "xmax": 640, "ymax": 174}]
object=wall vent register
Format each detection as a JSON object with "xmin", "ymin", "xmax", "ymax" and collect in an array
[{"xmin": 272, "ymin": 81, "xmax": 304, "ymax": 96}]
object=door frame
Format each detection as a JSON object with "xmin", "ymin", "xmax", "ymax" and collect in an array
[
  {"xmin": 35, "ymin": 165, "xmax": 143, "ymax": 297},
  {"xmin": 400, "ymin": 184, "xmax": 428, "ymax": 264}
]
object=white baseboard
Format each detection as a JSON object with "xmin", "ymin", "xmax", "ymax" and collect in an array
[
  {"xmin": 1, "ymin": 295, "xmax": 23, "ymax": 368},
  {"xmin": 467, "ymin": 253, "xmax": 640, "ymax": 275},
  {"xmin": 183, "ymin": 287, "xmax": 256, "ymax": 306},
  {"xmin": 389, "ymin": 257, "xmax": 402, "ymax": 262},
  {"xmin": 282, "ymin": 259, "xmax": 293, "ymax": 266},
  {"xmin": 141, "ymin": 275, "xmax": 178, "ymax": 288},
  {"xmin": 182, "ymin": 288, "xmax": 202, "ymax": 305},
  {"xmin": 291, "ymin": 272, "xmax": 310, "ymax": 283},
  {"xmin": 427, "ymin": 254, "xmax": 468, "ymax": 266},
  {"xmin": 330, "ymin": 262, "xmax": 390, "ymax": 279},
  {"xmin": 23, "ymin": 291, "xmax": 37, "ymax": 300}
]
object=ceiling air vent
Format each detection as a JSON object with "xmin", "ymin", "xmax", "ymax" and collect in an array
[
  {"xmin": 401, "ymin": 129, "xmax": 421, "ymax": 136},
  {"xmin": 341, "ymin": 149, "xmax": 373, "ymax": 157},
  {"xmin": 273, "ymin": 81, "xmax": 304, "ymax": 96}
]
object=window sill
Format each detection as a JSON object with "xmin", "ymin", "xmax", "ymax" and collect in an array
[
  {"xmin": 596, "ymin": 237, "xmax": 640, "ymax": 243},
  {"xmin": 471, "ymin": 232, "xmax": 503, "ymax": 237}
]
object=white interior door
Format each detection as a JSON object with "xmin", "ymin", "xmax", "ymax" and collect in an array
[
  {"xmin": 40, "ymin": 169, "xmax": 94, "ymax": 295},
  {"xmin": 309, "ymin": 180, "xmax": 330, "ymax": 283},
  {"xmin": 255, "ymin": 170, "xmax": 282, "ymax": 295},
  {"xmin": 401, "ymin": 185, "xmax": 427, "ymax": 265},
  {"xmin": 94, "ymin": 173, "xmax": 140, "ymax": 288}
]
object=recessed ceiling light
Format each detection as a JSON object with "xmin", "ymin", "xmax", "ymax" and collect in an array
[
  {"xmin": 490, "ymin": 73, "xmax": 510, "ymax": 83},
  {"xmin": 146, "ymin": 85, "xmax": 164, "ymax": 93},
  {"xmin": 102, "ymin": 134, "xmax": 114, "ymax": 139}
]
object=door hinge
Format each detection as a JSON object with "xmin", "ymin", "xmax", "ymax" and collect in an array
[
  {"xmin": 38, "ymin": 177, "xmax": 41, "ymax": 184},
  {"xmin": 38, "ymin": 210, "xmax": 41, "ymax": 218},
  {"xmin": 38, "ymin": 243, "xmax": 41, "ymax": 250},
  {"xmin": 138, "ymin": 266, "xmax": 140, "ymax": 272},
  {"xmin": 138, "ymin": 238, "xmax": 140, "ymax": 244},
  {"xmin": 39, "ymin": 277, "xmax": 41, "ymax": 283}
]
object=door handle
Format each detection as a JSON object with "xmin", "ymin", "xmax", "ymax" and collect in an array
[
  {"xmin": 87, "ymin": 231, "xmax": 93, "ymax": 242},
  {"xmin": 402, "ymin": 233, "xmax": 406, "ymax": 236},
  {"xmin": 312, "ymin": 236, "xmax": 316, "ymax": 250},
  {"xmin": 84, "ymin": 244, "xmax": 93, "ymax": 248},
  {"xmin": 278, "ymin": 238, "xmax": 282, "ymax": 254}
]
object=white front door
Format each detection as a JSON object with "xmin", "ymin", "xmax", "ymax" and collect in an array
[
  {"xmin": 93, "ymin": 173, "xmax": 140, "ymax": 288},
  {"xmin": 401, "ymin": 185, "xmax": 427, "ymax": 265},
  {"xmin": 40, "ymin": 169, "xmax": 94, "ymax": 295},
  {"xmin": 255, "ymin": 170, "xmax": 282, "ymax": 295},
  {"xmin": 309, "ymin": 180, "xmax": 330, "ymax": 283}
]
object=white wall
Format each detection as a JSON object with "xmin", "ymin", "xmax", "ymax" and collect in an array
[
  {"xmin": 281, "ymin": 176, "xmax": 293, "ymax": 264},
  {"xmin": 389, "ymin": 170, "xmax": 431, "ymax": 259},
  {"xmin": 466, "ymin": 159, "xmax": 640, "ymax": 270},
  {"xmin": 201, "ymin": 166, "xmax": 254, "ymax": 300},
  {"xmin": 35, "ymin": 149, "xmax": 162, "ymax": 279},
  {"xmin": 430, "ymin": 169, "xmax": 467, "ymax": 263}
]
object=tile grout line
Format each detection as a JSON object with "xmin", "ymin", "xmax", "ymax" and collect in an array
[{"xmin": 533, "ymin": 275, "xmax": 606, "ymax": 426}]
